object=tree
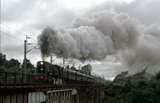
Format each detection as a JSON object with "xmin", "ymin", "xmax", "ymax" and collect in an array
[
  {"xmin": 5, "ymin": 59, "xmax": 20, "ymax": 68},
  {"xmin": 22, "ymin": 59, "xmax": 34, "ymax": 73},
  {"xmin": 4, "ymin": 59, "xmax": 21, "ymax": 72},
  {"xmin": 0, "ymin": 53, "xmax": 6, "ymax": 65}
]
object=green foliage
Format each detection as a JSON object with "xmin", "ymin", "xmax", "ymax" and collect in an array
[
  {"xmin": 0, "ymin": 53, "xmax": 35, "ymax": 73},
  {"xmin": 104, "ymin": 71, "xmax": 160, "ymax": 103},
  {"xmin": 155, "ymin": 72, "xmax": 160, "ymax": 80},
  {"xmin": 22, "ymin": 59, "xmax": 35, "ymax": 73},
  {"xmin": 5, "ymin": 59, "xmax": 20, "ymax": 68},
  {"xmin": 0, "ymin": 53, "xmax": 6, "ymax": 65},
  {"xmin": 5, "ymin": 59, "xmax": 21, "ymax": 72}
]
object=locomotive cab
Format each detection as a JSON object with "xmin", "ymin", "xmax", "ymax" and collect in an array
[{"xmin": 32, "ymin": 61, "xmax": 49, "ymax": 81}]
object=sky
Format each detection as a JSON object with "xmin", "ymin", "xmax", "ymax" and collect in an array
[{"xmin": 1, "ymin": 0, "xmax": 160, "ymax": 80}]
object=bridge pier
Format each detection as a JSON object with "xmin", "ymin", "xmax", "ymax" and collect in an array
[
  {"xmin": 0, "ymin": 86, "xmax": 104, "ymax": 103},
  {"xmin": 0, "ymin": 89, "xmax": 80, "ymax": 103},
  {"xmin": 93, "ymin": 88, "xmax": 104, "ymax": 103},
  {"xmin": 46, "ymin": 89, "xmax": 79, "ymax": 103},
  {"xmin": 0, "ymin": 92, "xmax": 28, "ymax": 103}
]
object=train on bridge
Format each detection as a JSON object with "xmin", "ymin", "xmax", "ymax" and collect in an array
[
  {"xmin": 0, "ymin": 61, "xmax": 106, "ymax": 103},
  {"xmin": 32, "ymin": 61, "xmax": 105, "ymax": 84}
]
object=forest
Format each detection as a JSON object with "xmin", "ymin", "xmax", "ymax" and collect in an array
[{"xmin": 104, "ymin": 70, "xmax": 160, "ymax": 103}]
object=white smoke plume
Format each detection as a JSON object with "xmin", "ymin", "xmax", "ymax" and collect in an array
[
  {"xmin": 38, "ymin": 11, "xmax": 160, "ymax": 74},
  {"xmin": 120, "ymin": 24, "xmax": 160, "ymax": 74}
]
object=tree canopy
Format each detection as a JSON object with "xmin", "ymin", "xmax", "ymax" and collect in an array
[
  {"xmin": 104, "ymin": 71, "xmax": 160, "ymax": 103},
  {"xmin": 0, "ymin": 53, "xmax": 34, "ymax": 73}
]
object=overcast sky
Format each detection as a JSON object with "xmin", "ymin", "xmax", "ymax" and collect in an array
[{"xmin": 1, "ymin": 0, "xmax": 160, "ymax": 80}]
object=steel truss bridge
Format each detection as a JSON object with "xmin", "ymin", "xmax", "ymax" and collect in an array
[{"xmin": 0, "ymin": 71, "xmax": 106, "ymax": 103}]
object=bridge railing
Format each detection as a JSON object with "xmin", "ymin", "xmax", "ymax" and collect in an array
[
  {"xmin": 0, "ymin": 71, "xmax": 34, "ymax": 85},
  {"xmin": 0, "ymin": 71, "xmax": 107, "ymax": 88},
  {"xmin": 0, "ymin": 71, "xmax": 66, "ymax": 87}
]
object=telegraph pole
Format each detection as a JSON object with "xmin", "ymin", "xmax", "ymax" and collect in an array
[
  {"xmin": 50, "ymin": 56, "xmax": 53, "ymax": 64},
  {"xmin": 24, "ymin": 38, "xmax": 27, "ymax": 74},
  {"xmin": 0, "ymin": 15, "xmax": 1, "ymax": 54},
  {"xmin": 24, "ymin": 35, "xmax": 38, "ymax": 74},
  {"xmin": 23, "ymin": 35, "xmax": 30, "ymax": 74},
  {"xmin": 63, "ymin": 57, "xmax": 65, "ymax": 67},
  {"xmin": 0, "ymin": 3, "xmax": 1, "ymax": 54},
  {"xmin": 0, "ymin": 31, "xmax": 1, "ymax": 54}
]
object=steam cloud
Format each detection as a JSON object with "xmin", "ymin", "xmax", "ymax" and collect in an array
[{"xmin": 38, "ymin": 11, "xmax": 160, "ymax": 74}]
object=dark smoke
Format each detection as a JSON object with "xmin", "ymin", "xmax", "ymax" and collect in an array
[{"xmin": 38, "ymin": 11, "xmax": 160, "ymax": 74}]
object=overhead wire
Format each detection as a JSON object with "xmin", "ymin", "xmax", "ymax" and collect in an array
[
  {"xmin": 1, "ymin": 24, "xmax": 23, "ymax": 34},
  {"xmin": 2, "ymin": 24, "xmax": 38, "ymax": 44},
  {"xmin": 0, "ymin": 30, "xmax": 23, "ymax": 41},
  {"xmin": 0, "ymin": 24, "xmax": 39, "ymax": 54}
]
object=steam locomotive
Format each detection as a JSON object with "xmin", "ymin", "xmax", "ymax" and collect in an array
[{"xmin": 32, "ymin": 61, "xmax": 95, "ymax": 84}]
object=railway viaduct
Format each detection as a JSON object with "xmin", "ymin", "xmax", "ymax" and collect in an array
[{"xmin": 0, "ymin": 71, "xmax": 106, "ymax": 103}]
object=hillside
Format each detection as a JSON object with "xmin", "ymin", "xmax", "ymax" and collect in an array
[{"xmin": 104, "ymin": 70, "xmax": 160, "ymax": 103}]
